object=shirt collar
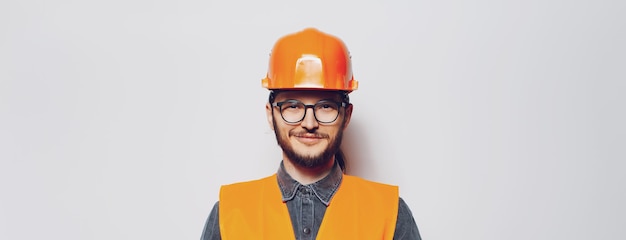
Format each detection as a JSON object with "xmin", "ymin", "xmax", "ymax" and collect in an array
[{"xmin": 276, "ymin": 160, "xmax": 343, "ymax": 206}]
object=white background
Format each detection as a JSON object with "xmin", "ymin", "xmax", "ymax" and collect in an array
[{"xmin": 1, "ymin": 0, "xmax": 624, "ymax": 239}]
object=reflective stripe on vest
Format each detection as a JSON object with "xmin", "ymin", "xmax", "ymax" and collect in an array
[{"xmin": 219, "ymin": 174, "xmax": 399, "ymax": 239}]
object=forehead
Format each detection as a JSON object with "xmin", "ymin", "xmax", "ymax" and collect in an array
[{"xmin": 274, "ymin": 90, "xmax": 343, "ymax": 101}]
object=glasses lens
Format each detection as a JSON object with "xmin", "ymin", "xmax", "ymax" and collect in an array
[
  {"xmin": 277, "ymin": 100, "xmax": 342, "ymax": 123},
  {"xmin": 279, "ymin": 100, "xmax": 305, "ymax": 123},
  {"xmin": 314, "ymin": 100, "xmax": 340, "ymax": 123}
]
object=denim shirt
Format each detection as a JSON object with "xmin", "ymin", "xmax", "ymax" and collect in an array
[{"xmin": 201, "ymin": 161, "xmax": 422, "ymax": 240}]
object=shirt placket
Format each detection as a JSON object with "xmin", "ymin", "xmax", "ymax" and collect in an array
[{"xmin": 299, "ymin": 185, "xmax": 314, "ymax": 240}]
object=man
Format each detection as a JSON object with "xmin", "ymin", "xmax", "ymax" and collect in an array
[{"xmin": 201, "ymin": 28, "xmax": 422, "ymax": 240}]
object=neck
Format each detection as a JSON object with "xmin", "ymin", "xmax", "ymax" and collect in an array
[{"xmin": 282, "ymin": 156, "xmax": 335, "ymax": 185}]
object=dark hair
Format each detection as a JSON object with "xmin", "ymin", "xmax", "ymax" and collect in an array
[{"xmin": 335, "ymin": 150, "xmax": 347, "ymax": 173}]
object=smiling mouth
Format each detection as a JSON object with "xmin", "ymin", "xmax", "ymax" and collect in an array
[
  {"xmin": 294, "ymin": 133, "xmax": 323, "ymax": 138},
  {"xmin": 292, "ymin": 133, "xmax": 325, "ymax": 145}
]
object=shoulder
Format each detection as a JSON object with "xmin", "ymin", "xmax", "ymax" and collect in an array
[
  {"xmin": 220, "ymin": 174, "xmax": 276, "ymax": 191},
  {"xmin": 394, "ymin": 197, "xmax": 422, "ymax": 239},
  {"xmin": 397, "ymin": 197, "xmax": 413, "ymax": 215},
  {"xmin": 343, "ymin": 174, "xmax": 398, "ymax": 191},
  {"xmin": 340, "ymin": 175, "xmax": 399, "ymax": 203}
]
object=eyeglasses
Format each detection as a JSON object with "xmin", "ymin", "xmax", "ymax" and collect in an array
[{"xmin": 272, "ymin": 99, "xmax": 346, "ymax": 124}]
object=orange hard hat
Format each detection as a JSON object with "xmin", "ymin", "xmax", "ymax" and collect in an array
[{"xmin": 261, "ymin": 28, "xmax": 358, "ymax": 92}]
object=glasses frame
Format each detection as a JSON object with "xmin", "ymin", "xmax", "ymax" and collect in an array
[{"xmin": 272, "ymin": 99, "xmax": 347, "ymax": 124}]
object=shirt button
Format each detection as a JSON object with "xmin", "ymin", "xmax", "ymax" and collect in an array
[{"xmin": 303, "ymin": 227, "xmax": 311, "ymax": 234}]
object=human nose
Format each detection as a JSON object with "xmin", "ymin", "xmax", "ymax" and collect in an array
[{"xmin": 300, "ymin": 107, "xmax": 319, "ymax": 130}]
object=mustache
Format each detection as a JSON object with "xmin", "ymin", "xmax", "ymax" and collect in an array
[{"xmin": 289, "ymin": 130, "xmax": 329, "ymax": 139}]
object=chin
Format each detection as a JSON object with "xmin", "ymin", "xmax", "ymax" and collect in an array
[
  {"xmin": 294, "ymin": 146, "xmax": 326, "ymax": 157},
  {"xmin": 292, "ymin": 138, "xmax": 327, "ymax": 148},
  {"xmin": 302, "ymin": 152, "xmax": 324, "ymax": 160}
]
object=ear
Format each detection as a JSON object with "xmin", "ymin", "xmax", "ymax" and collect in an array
[
  {"xmin": 342, "ymin": 103, "xmax": 353, "ymax": 130},
  {"xmin": 266, "ymin": 102, "xmax": 275, "ymax": 131}
]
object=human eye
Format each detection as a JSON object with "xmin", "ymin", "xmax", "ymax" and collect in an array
[
  {"xmin": 316, "ymin": 101, "xmax": 338, "ymax": 111},
  {"xmin": 281, "ymin": 100, "xmax": 303, "ymax": 110}
]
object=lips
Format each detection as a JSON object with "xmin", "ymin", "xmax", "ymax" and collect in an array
[
  {"xmin": 291, "ymin": 132, "xmax": 327, "ymax": 145},
  {"xmin": 293, "ymin": 133, "xmax": 323, "ymax": 138}
]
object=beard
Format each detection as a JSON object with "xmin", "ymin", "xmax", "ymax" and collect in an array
[{"xmin": 272, "ymin": 118, "xmax": 345, "ymax": 169}]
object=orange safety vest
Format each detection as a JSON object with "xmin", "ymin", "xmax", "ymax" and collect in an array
[{"xmin": 219, "ymin": 174, "xmax": 399, "ymax": 239}]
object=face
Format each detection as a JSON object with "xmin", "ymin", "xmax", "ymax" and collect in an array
[{"xmin": 266, "ymin": 91, "xmax": 353, "ymax": 169}]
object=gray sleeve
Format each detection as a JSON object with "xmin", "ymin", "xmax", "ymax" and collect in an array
[
  {"xmin": 200, "ymin": 201, "xmax": 221, "ymax": 240},
  {"xmin": 393, "ymin": 197, "xmax": 422, "ymax": 240}
]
